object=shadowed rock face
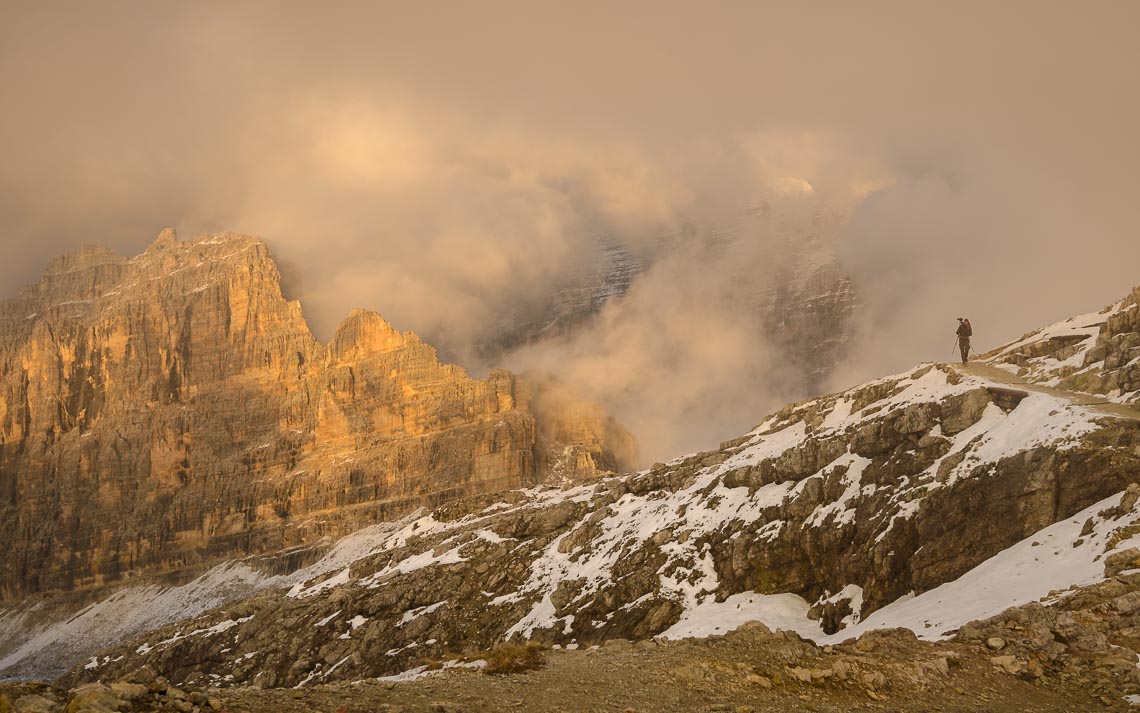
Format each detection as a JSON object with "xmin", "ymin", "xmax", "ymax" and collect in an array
[{"xmin": 0, "ymin": 230, "xmax": 636, "ymax": 602}]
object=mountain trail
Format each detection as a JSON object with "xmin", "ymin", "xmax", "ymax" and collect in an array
[{"xmin": 952, "ymin": 361, "xmax": 1140, "ymax": 420}]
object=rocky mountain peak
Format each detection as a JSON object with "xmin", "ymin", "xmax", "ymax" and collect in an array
[
  {"xmin": 329, "ymin": 309, "xmax": 408, "ymax": 361},
  {"xmin": 0, "ymin": 230, "xmax": 636, "ymax": 610},
  {"xmin": 40, "ymin": 244, "xmax": 124, "ymax": 278},
  {"xmin": 146, "ymin": 227, "xmax": 179, "ymax": 252}
]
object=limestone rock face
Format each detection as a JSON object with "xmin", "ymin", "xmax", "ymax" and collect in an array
[
  {"xmin": 514, "ymin": 372, "xmax": 639, "ymax": 482},
  {"xmin": 55, "ymin": 351, "xmax": 1140, "ymax": 688},
  {"xmin": 0, "ymin": 231, "xmax": 635, "ymax": 602},
  {"xmin": 763, "ymin": 256, "xmax": 857, "ymax": 393}
]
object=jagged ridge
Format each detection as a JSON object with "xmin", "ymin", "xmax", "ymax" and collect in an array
[{"xmin": 0, "ymin": 230, "xmax": 637, "ymax": 606}]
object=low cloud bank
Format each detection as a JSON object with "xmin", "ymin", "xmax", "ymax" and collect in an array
[{"xmin": 3, "ymin": 2, "xmax": 1138, "ymax": 461}]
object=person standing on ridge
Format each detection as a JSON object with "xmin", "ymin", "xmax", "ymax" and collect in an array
[{"xmin": 956, "ymin": 317, "xmax": 973, "ymax": 364}]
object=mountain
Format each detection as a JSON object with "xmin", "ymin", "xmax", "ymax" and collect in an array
[
  {"xmin": 0, "ymin": 230, "xmax": 637, "ymax": 607},
  {"xmin": 485, "ymin": 235, "xmax": 644, "ymax": 353},
  {"xmin": 481, "ymin": 227, "xmax": 858, "ymax": 395},
  {"xmin": 5, "ymin": 281, "xmax": 1138, "ymax": 703}
]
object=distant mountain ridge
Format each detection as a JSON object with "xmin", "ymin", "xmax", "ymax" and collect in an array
[{"xmin": 481, "ymin": 227, "xmax": 857, "ymax": 394}]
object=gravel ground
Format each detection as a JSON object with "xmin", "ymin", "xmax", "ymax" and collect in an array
[{"xmin": 216, "ymin": 626, "xmax": 1123, "ymax": 713}]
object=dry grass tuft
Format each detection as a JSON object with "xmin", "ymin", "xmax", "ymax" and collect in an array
[{"xmin": 479, "ymin": 642, "xmax": 547, "ymax": 675}]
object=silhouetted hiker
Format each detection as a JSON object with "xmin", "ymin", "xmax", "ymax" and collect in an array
[{"xmin": 956, "ymin": 317, "xmax": 973, "ymax": 363}]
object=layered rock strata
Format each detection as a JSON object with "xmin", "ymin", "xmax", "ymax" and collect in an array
[
  {"xmin": 0, "ymin": 230, "xmax": 635, "ymax": 603},
  {"xmin": 59, "ymin": 340, "xmax": 1140, "ymax": 687}
]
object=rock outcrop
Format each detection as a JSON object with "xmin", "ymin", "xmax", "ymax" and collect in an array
[
  {"xmin": 983, "ymin": 285, "xmax": 1140, "ymax": 404},
  {"xmin": 54, "ymin": 320, "xmax": 1140, "ymax": 688},
  {"xmin": 0, "ymin": 231, "xmax": 636, "ymax": 603}
]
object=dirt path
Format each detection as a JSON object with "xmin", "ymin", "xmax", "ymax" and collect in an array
[
  {"xmin": 952, "ymin": 362, "xmax": 1140, "ymax": 421},
  {"xmin": 213, "ymin": 628, "xmax": 1122, "ymax": 713}
]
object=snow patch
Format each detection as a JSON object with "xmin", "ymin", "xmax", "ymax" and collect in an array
[
  {"xmin": 661, "ymin": 491, "xmax": 1138, "ymax": 645},
  {"xmin": 372, "ymin": 659, "xmax": 485, "ymax": 683},
  {"xmin": 399, "ymin": 601, "xmax": 447, "ymax": 626}
]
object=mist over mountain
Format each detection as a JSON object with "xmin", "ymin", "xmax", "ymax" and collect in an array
[
  {"xmin": 3, "ymin": 2, "xmax": 1139, "ymax": 460},
  {"xmin": 4, "ymin": 6, "xmax": 1140, "ymax": 710}
]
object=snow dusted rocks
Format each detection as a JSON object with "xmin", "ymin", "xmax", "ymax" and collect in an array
[
  {"xmin": 53, "ymin": 343, "xmax": 1140, "ymax": 688},
  {"xmin": 983, "ymin": 284, "xmax": 1140, "ymax": 405}
]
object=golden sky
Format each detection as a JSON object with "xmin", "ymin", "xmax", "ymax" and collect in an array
[{"xmin": 3, "ymin": 1, "xmax": 1138, "ymax": 457}]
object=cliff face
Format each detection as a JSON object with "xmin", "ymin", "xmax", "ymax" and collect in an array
[{"xmin": 0, "ymin": 230, "xmax": 635, "ymax": 602}]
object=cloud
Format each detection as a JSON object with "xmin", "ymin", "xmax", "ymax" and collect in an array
[{"xmin": 2, "ymin": 1, "xmax": 1139, "ymax": 462}]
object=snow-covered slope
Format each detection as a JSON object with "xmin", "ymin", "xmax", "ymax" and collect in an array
[
  {"xmin": 43, "ymin": 352, "xmax": 1140, "ymax": 688},
  {"xmin": 663, "ymin": 488, "xmax": 1140, "ymax": 642},
  {"xmin": 983, "ymin": 285, "xmax": 1140, "ymax": 405},
  {"xmin": 5, "ymin": 286, "xmax": 1140, "ymax": 689}
]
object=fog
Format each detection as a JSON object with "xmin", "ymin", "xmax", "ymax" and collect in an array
[{"xmin": 3, "ymin": 1, "xmax": 1139, "ymax": 461}]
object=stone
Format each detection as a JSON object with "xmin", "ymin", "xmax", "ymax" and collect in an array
[
  {"xmin": 123, "ymin": 666, "xmax": 157, "ymax": 686},
  {"xmin": 831, "ymin": 660, "xmax": 851, "ymax": 680},
  {"xmin": 65, "ymin": 684, "xmax": 119, "ymax": 713},
  {"xmin": 861, "ymin": 671, "xmax": 886, "ymax": 690},
  {"xmin": 986, "ymin": 637, "xmax": 1006, "ymax": 650},
  {"xmin": 0, "ymin": 232, "xmax": 636, "ymax": 604},
  {"xmin": 1107, "ymin": 590, "xmax": 1140, "ymax": 615},
  {"xmin": 894, "ymin": 403, "xmax": 936, "ymax": 434},
  {"xmin": 13, "ymin": 695, "xmax": 56, "ymax": 713},
  {"xmin": 108, "ymin": 682, "xmax": 146, "ymax": 701},
  {"xmin": 940, "ymin": 389, "xmax": 991, "ymax": 435},
  {"xmin": 1120, "ymin": 483, "xmax": 1140, "ymax": 515},
  {"xmin": 1105, "ymin": 548, "xmax": 1140, "ymax": 577},
  {"xmin": 925, "ymin": 657, "xmax": 950, "ymax": 676},
  {"xmin": 990, "ymin": 655, "xmax": 1023, "ymax": 675}
]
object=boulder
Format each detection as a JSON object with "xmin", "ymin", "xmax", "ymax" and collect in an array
[{"xmin": 940, "ymin": 389, "xmax": 991, "ymax": 435}]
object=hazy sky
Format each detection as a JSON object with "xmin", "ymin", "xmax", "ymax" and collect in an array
[{"xmin": 3, "ymin": 1, "xmax": 1139, "ymax": 459}]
